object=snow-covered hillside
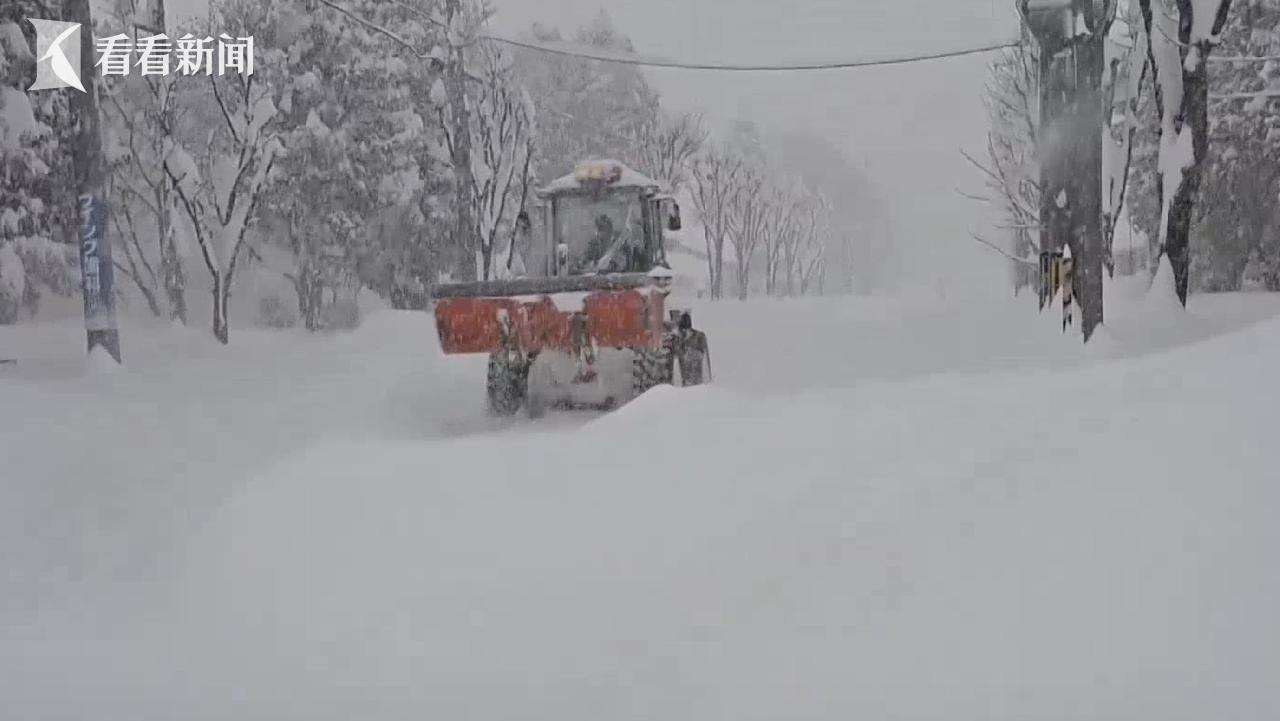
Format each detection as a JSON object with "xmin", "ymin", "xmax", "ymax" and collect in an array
[{"xmin": 3, "ymin": 277, "xmax": 1280, "ymax": 721}]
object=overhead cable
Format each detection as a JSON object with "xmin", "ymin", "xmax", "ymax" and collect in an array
[{"xmin": 478, "ymin": 33, "xmax": 1024, "ymax": 72}]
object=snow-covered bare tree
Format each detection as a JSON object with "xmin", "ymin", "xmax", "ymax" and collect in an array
[
  {"xmin": 789, "ymin": 189, "xmax": 832, "ymax": 297},
  {"xmin": 97, "ymin": 0, "xmax": 189, "ymax": 323},
  {"xmin": 966, "ymin": 35, "xmax": 1043, "ymax": 294},
  {"xmin": 443, "ymin": 39, "xmax": 535, "ymax": 281},
  {"xmin": 761, "ymin": 128, "xmax": 877, "ymax": 295},
  {"xmin": 1101, "ymin": 3, "xmax": 1149, "ymax": 274},
  {"xmin": 691, "ymin": 145, "xmax": 742, "ymax": 300},
  {"xmin": 633, "ymin": 111, "xmax": 706, "ymax": 193},
  {"xmin": 435, "ymin": 0, "xmax": 488, "ymax": 282},
  {"xmin": 1194, "ymin": 0, "xmax": 1280, "ymax": 290},
  {"xmin": 1136, "ymin": 0, "xmax": 1235, "ymax": 304},
  {"xmin": 98, "ymin": 0, "xmax": 190, "ymax": 322},
  {"xmin": 760, "ymin": 176, "xmax": 800, "ymax": 297},
  {"xmin": 726, "ymin": 161, "xmax": 768, "ymax": 300},
  {"xmin": 166, "ymin": 0, "xmax": 283, "ymax": 343},
  {"xmin": 797, "ymin": 197, "xmax": 830, "ymax": 296}
]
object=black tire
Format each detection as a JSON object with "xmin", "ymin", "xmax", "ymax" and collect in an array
[
  {"xmin": 486, "ymin": 353, "xmax": 526, "ymax": 417},
  {"xmin": 632, "ymin": 345, "xmax": 673, "ymax": 398}
]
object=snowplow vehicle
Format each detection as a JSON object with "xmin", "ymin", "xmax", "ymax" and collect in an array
[{"xmin": 430, "ymin": 160, "xmax": 711, "ymax": 417}]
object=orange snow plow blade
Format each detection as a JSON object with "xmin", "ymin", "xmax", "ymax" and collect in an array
[{"xmin": 431, "ymin": 278, "xmax": 668, "ymax": 355}]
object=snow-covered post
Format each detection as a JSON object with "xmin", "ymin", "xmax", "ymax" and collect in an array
[
  {"xmin": 65, "ymin": 0, "xmax": 122, "ymax": 362},
  {"xmin": 1136, "ymin": 0, "xmax": 1235, "ymax": 305}
]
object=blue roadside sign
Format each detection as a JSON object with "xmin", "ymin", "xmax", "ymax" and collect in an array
[{"xmin": 79, "ymin": 193, "xmax": 121, "ymax": 361}]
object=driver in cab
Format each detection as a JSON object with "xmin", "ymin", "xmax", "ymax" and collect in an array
[{"xmin": 580, "ymin": 214, "xmax": 644, "ymax": 273}]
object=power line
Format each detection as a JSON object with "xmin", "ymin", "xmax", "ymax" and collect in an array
[
  {"xmin": 319, "ymin": 0, "xmax": 1020, "ymax": 72},
  {"xmin": 481, "ymin": 33, "xmax": 1023, "ymax": 72}
]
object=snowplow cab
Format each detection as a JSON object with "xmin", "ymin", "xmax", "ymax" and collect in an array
[{"xmin": 529, "ymin": 160, "xmax": 682, "ymax": 278}]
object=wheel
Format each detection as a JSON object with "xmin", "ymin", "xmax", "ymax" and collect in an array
[
  {"xmin": 486, "ymin": 352, "xmax": 526, "ymax": 417},
  {"xmin": 632, "ymin": 344, "xmax": 673, "ymax": 398},
  {"xmin": 673, "ymin": 329, "xmax": 710, "ymax": 387}
]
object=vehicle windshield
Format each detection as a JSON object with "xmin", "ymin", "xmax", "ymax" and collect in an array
[{"xmin": 555, "ymin": 191, "xmax": 647, "ymax": 274}]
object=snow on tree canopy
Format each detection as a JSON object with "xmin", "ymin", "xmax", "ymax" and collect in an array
[
  {"xmin": 1, "ymin": 87, "xmax": 40, "ymax": 149},
  {"xmin": 429, "ymin": 78, "xmax": 448, "ymax": 106},
  {"xmin": 0, "ymin": 242, "xmax": 24, "ymax": 301},
  {"xmin": 538, "ymin": 160, "xmax": 666, "ymax": 196}
]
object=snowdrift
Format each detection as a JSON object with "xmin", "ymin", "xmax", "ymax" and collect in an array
[{"xmin": 4, "ymin": 288, "xmax": 1280, "ymax": 721}]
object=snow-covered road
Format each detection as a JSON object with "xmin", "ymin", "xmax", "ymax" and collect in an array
[{"xmin": 3, "ymin": 272, "xmax": 1280, "ymax": 720}]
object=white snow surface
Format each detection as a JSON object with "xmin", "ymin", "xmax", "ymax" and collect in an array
[
  {"xmin": 1, "ymin": 86, "xmax": 40, "ymax": 149},
  {"xmin": 0, "ymin": 242, "xmax": 24, "ymax": 299},
  {"xmin": 539, "ymin": 160, "xmax": 665, "ymax": 195},
  {"xmin": 4, "ymin": 280, "xmax": 1280, "ymax": 720}
]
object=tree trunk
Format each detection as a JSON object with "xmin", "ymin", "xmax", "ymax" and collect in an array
[
  {"xmin": 481, "ymin": 244, "xmax": 493, "ymax": 282},
  {"xmin": 443, "ymin": 0, "xmax": 477, "ymax": 282},
  {"xmin": 158, "ymin": 205, "xmax": 186, "ymax": 324},
  {"xmin": 211, "ymin": 272, "xmax": 229, "ymax": 344},
  {"xmin": 292, "ymin": 263, "xmax": 324, "ymax": 332},
  {"xmin": 133, "ymin": 276, "xmax": 162, "ymax": 317},
  {"xmin": 162, "ymin": 238, "xmax": 186, "ymax": 323},
  {"xmin": 1164, "ymin": 53, "xmax": 1212, "ymax": 305},
  {"xmin": 712, "ymin": 240, "xmax": 724, "ymax": 299},
  {"xmin": 1139, "ymin": 0, "xmax": 1233, "ymax": 306},
  {"xmin": 784, "ymin": 239, "xmax": 796, "ymax": 297},
  {"xmin": 144, "ymin": 0, "xmax": 186, "ymax": 325}
]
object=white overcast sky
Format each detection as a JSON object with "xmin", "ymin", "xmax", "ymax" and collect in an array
[
  {"xmin": 489, "ymin": 0, "xmax": 1021, "ymax": 291},
  {"xmin": 167, "ymin": 0, "xmax": 1023, "ymax": 293}
]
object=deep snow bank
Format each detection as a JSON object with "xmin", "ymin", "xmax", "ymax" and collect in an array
[
  {"xmin": 0, "ymin": 309, "xmax": 486, "ymax": 619},
  {"xmin": 5, "ymin": 293, "xmax": 1280, "ymax": 720}
]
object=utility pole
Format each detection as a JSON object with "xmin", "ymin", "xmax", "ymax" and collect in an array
[
  {"xmin": 1022, "ymin": 0, "xmax": 1115, "ymax": 342},
  {"xmin": 65, "ymin": 0, "xmax": 122, "ymax": 362}
]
